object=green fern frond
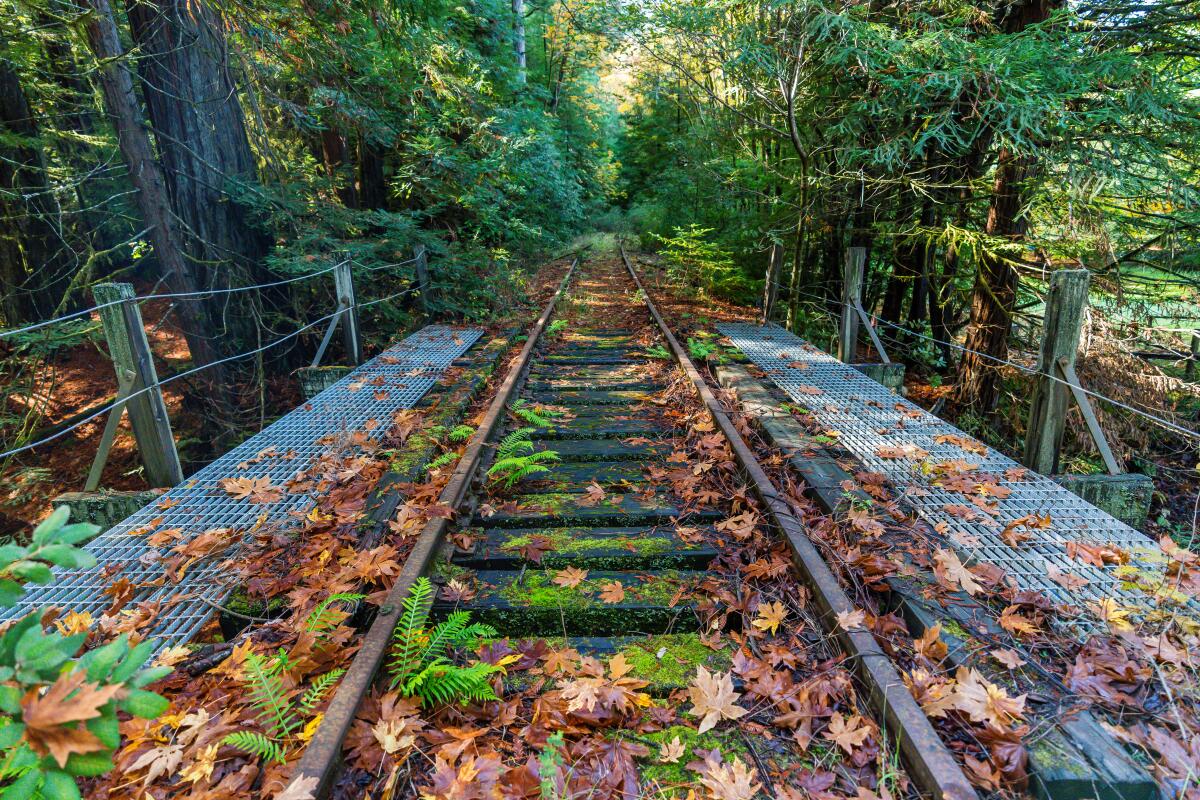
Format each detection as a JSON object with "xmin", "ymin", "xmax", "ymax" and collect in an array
[
  {"xmin": 426, "ymin": 451, "xmax": 460, "ymax": 471},
  {"xmin": 424, "ymin": 612, "xmax": 498, "ymax": 656},
  {"xmin": 305, "ymin": 592, "xmax": 366, "ymax": 633},
  {"xmin": 495, "ymin": 427, "xmax": 536, "ymax": 461},
  {"xmin": 298, "ymin": 668, "xmax": 346, "ymax": 716},
  {"xmin": 402, "ymin": 659, "xmax": 502, "ymax": 707},
  {"xmin": 222, "ymin": 731, "xmax": 286, "ymax": 764},
  {"xmin": 388, "ymin": 577, "xmax": 435, "ymax": 688},
  {"xmin": 243, "ymin": 652, "xmax": 296, "ymax": 738},
  {"xmin": 448, "ymin": 425, "xmax": 475, "ymax": 443}
]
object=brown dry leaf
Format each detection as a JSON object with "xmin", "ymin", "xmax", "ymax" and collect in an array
[
  {"xmin": 934, "ymin": 434, "xmax": 988, "ymax": 456},
  {"xmin": 608, "ymin": 652, "xmax": 633, "ymax": 680},
  {"xmin": 152, "ymin": 645, "xmax": 192, "ymax": 668},
  {"xmin": 274, "ymin": 775, "xmax": 319, "ymax": 800},
  {"xmin": 128, "ymin": 744, "xmax": 183, "ymax": 785},
  {"xmin": 915, "ymin": 623, "xmax": 948, "ymax": 662},
  {"xmin": 698, "ymin": 755, "xmax": 761, "ymax": 800},
  {"xmin": 998, "ymin": 606, "xmax": 1039, "ymax": 636},
  {"xmin": 553, "ymin": 567, "xmax": 588, "ymax": 589},
  {"xmin": 579, "ymin": 481, "xmax": 607, "ymax": 507},
  {"xmin": 561, "ymin": 677, "xmax": 604, "ymax": 713},
  {"xmin": 658, "ymin": 736, "xmax": 686, "ymax": 764},
  {"xmin": 793, "ymin": 384, "xmax": 824, "ymax": 395},
  {"xmin": 218, "ymin": 476, "xmax": 283, "ymax": 504},
  {"xmin": 751, "ymin": 601, "xmax": 788, "ymax": 636},
  {"xmin": 1089, "ymin": 598, "xmax": 1135, "ymax": 633},
  {"xmin": 599, "ymin": 581, "xmax": 626, "ymax": 604},
  {"xmin": 933, "ymin": 549, "xmax": 983, "ymax": 595},
  {"xmin": 823, "ymin": 713, "xmax": 871, "ymax": 754},
  {"xmin": 991, "ymin": 649, "xmax": 1026, "ymax": 669},
  {"xmin": 1047, "ymin": 564, "xmax": 1089, "ymax": 590},
  {"xmin": 875, "ymin": 443, "xmax": 929, "ymax": 460},
  {"xmin": 179, "ymin": 744, "xmax": 219, "ymax": 785},
  {"xmin": 836, "ymin": 608, "xmax": 867, "ymax": 630},
  {"xmin": 20, "ymin": 670, "xmax": 123, "ymax": 767},
  {"xmin": 950, "ymin": 667, "xmax": 1026, "ymax": 726},
  {"xmin": 687, "ymin": 666, "xmax": 748, "ymax": 734}
]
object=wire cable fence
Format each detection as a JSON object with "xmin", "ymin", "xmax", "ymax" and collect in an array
[
  {"xmin": 0, "ymin": 253, "xmax": 430, "ymax": 463},
  {"xmin": 755, "ymin": 277, "xmax": 1200, "ymax": 442}
]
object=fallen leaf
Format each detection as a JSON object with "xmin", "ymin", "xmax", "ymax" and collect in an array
[
  {"xmin": 658, "ymin": 736, "xmax": 686, "ymax": 764},
  {"xmin": 751, "ymin": 601, "xmax": 788, "ymax": 636},
  {"xmin": 823, "ymin": 713, "xmax": 871, "ymax": 754},
  {"xmin": 933, "ymin": 549, "xmax": 983, "ymax": 595},
  {"xmin": 599, "ymin": 581, "xmax": 626, "ymax": 604},
  {"xmin": 553, "ymin": 567, "xmax": 588, "ymax": 589},
  {"xmin": 687, "ymin": 666, "xmax": 748, "ymax": 734},
  {"xmin": 218, "ymin": 476, "xmax": 283, "ymax": 504},
  {"xmin": 836, "ymin": 609, "xmax": 867, "ymax": 630},
  {"xmin": 275, "ymin": 775, "xmax": 319, "ymax": 800},
  {"xmin": 20, "ymin": 670, "xmax": 123, "ymax": 767},
  {"xmin": 991, "ymin": 649, "xmax": 1026, "ymax": 669}
]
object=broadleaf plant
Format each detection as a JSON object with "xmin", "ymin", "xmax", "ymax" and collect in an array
[{"xmin": 0, "ymin": 507, "xmax": 171, "ymax": 798}]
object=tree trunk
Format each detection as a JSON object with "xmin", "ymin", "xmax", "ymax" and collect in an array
[
  {"xmin": 512, "ymin": 0, "xmax": 527, "ymax": 86},
  {"xmin": 952, "ymin": 0, "xmax": 1059, "ymax": 412},
  {"xmin": 952, "ymin": 148, "xmax": 1030, "ymax": 411},
  {"xmin": 75, "ymin": 0, "xmax": 227, "ymax": 391},
  {"xmin": 320, "ymin": 127, "xmax": 359, "ymax": 208},
  {"xmin": 125, "ymin": 0, "xmax": 267, "ymax": 283},
  {"xmin": 0, "ymin": 53, "xmax": 73, "ymax": 323},
  {"xmin": 358, "ymin": 135, "xmax": 387, "ymax": 210}
]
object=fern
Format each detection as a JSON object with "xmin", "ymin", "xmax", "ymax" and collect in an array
[
  {"xmin": 426, "ymin": 451, "xmax": 460, "ymax": 471},
  {"xmin": 387, "ymin": 580, "xmax": 506, "ymax": 706},
  {"xmin": 495, "ymin": 427, "xmax": 537, "ymax": 461},
  {"xmin": 305, "ymin": 592, "xmax": 366, "ymax": 633},
  {"xmin": 298, "ymin": 668, "xmax": 346, "ymax": 715},
  {"xmin": 388, "ymin": 577, "xmax": 436, "ymax": 687},
  {"xmin": 448, "ymin": 424, "xmax": 475, "ymax": 443},
  {"xmin": 402, "ymin": 658, "xmax": 503, "ymax": 707},
  {"xmin": 488, "ymin": 449, "xmax": 560, "ymax": 488},
  {"xmin": 243, "ymin": 651, "xmax": 296, "ymax": 738},
  {"xmin": 222, "ymin": 731, "xmax": 286, "ymax": 765},
  {"xmin": 546, "ymin": 319, "xmax": 569, "ymax": 337},
  {"xmin": 509, "ymin": 399, "xmax": 562, "ymax": 428}
]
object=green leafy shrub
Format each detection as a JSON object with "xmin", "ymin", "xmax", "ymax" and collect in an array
[
  {"xmin": 652, "ymin": 225, "xmax": 752, "ymax": 300},
  {"xmin": 387, "ymin": 578, "xmax": 504, "ymax": 706},
  {"xmin": 0, "ymin": 507, "xmax": 171, "ymax": 798}
]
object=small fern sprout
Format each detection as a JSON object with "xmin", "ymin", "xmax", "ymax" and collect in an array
[
  {"xmin": 487, "ymin": 427, "xmax": 560, "ymax": 488},
  {"xmin": 448, "ymin": 424, "xmax": 475, "ymax": 443},
  {"xmin": 305, "ymin": 592, "xmax": 366, "ymax": 633}
]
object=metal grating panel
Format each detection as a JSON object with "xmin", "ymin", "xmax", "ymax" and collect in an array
[
  {"xmin": 4, "ymin": 325, "xmax": 483, "ymax": 648},
  {"xmin": 718, "ymin": 322, "xmax": 1188, "ymax": 625}
]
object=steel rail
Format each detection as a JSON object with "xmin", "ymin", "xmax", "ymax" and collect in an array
[
  {"xmin": 293, "ymin": 257, "xmax": 578, "ymax": 797},
  {"xmin": 619, "ymin": 245, "xmax": 978, "ymax": 800}
]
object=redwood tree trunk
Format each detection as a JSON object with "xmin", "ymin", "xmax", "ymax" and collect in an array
[
  {"xmin": 0, "ymin": 54, "xmax": 73, "ymax": 322},
  {"xmin": 953, "ymin": 148, "xmax": 1030, "ymax": 411},
  {"xmin": 125, "ymin": 0, "xmax": 267, "ymax": 285},
  {"xmin": 76, "ymin": 0, "xmax": 226, "ymax": 391}
]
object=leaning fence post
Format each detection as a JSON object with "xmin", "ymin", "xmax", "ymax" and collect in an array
[
  {"xmin": 1188, "ymin": 330, "xmax": 1199, "ymax": 381},
  {"xmin": 333, "ymin": 260, "xmax": 362, "ymax": 365},
  {"xmin": 92, "ymin": 282, "xmax": 183, "ymax": 487},
  {"xmin": 838, "ymin": 247, "xmax": 866, "ymax": 362},
  {"xmin": 414, "ymin": 244, "xmax": 431, "ymax": 317},
  {"xmin": 761, "ymin": 242, "xmax": 784, "ymax": 325},
  {"xmin": 1023, "ymin": 269, "xmax": 1090, "ymax": 474}
]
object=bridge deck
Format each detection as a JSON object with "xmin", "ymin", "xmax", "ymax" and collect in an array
[
  {"xmin": 5, "ymin": 325, "xmax": 483, "ymax": 648},
  {"xmin": 718, "ymin": 322, "xmax": 1184, "ymax": 625}
]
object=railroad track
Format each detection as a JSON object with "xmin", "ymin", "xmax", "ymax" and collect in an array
[{"xmin": 295, "ymin": 252, "xmax": 975, "ymax": 799}]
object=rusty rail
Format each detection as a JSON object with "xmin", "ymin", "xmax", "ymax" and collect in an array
[
  {"xmin": 293, "ymin": 257, "xmax": 578, "ymax": 797},
  {"xmin": 619, "ymin": 245, "xmax": 977, "ymax": 800}
]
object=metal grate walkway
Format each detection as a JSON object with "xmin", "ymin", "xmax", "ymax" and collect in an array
[
  {"xmin": 718, "ymin": 322, "xmax": 1186, "ymax": 624},
  {"xmin": 5, "ymin": 325, "xmax": 483, "ymax": 648}
]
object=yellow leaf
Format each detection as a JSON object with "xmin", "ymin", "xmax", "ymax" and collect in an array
[{"xmin": 301, "ymin": 713, "xmax": 324, "ymax": 743}]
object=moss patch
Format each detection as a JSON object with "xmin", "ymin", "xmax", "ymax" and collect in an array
[
  {"xmin": 498, "ymin": 570, "xmax": 690, "ymax": 609},
  {"xmin": 501, "ymin": 528, "xmax": 674, "ymax": 558},
  {"xmin": 635, "ymin": 725, "xmax": 750, "ymax": 791},
  {"xmin": 619, "ymin": 633, "xmax": 732, "ymax": 687}
]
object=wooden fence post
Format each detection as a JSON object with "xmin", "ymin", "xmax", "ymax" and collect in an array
[
  {"xmin": 838, "ymin": 247, "xmax": 866, "ymax": 362},
  {"xmin": 1188, "ymin": 330, "xmax": 1199, "ymax": 381},
  {"xmin": 92, "ymin": 282, "xmax": 183, "ymax": 487},
  {"xmin": 761, "ymin": 242, "xmax": 784, "ymax": 325},
  {"xmin": 333, "ymin": 260, "xmax": 362, "ymax": 365},
  {"xmin": 1023, "ymin": 269, "xmax": 1090, "ymax": 474},
  {"xmin": 414, "ymin": 244, "xmax": 431, "ymax": 317}
]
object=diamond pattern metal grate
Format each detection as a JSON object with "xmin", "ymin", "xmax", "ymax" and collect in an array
[
  {"xmin": 718, "ymin": 322, "xmax": 1187, "ymax": 623},
  {"xmin": 4, "ymin": 325, "xmax": 483, "ymax": 648}
]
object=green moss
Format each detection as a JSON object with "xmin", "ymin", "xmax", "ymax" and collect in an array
[
  {"xmin": 619, "ymin": 633, "xmax": 732, "ymax": 686},
  {"xmin": 497, "ymin": 570, "xmax": 691, "ymax": 609},
  {"xmin": 939, "ymin": 619, "xmax": 970, "ymax": 640},
  {"xmin": 636, "ymin": 725, "xmax": 750, "ymax": 789},
  {"xmin": 501, "ymin": 528, "xmax": 674, "ymax": 558},
  {"xmin": 433, "ymin": 562, "xmax": 474, "ymax": 583}
]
